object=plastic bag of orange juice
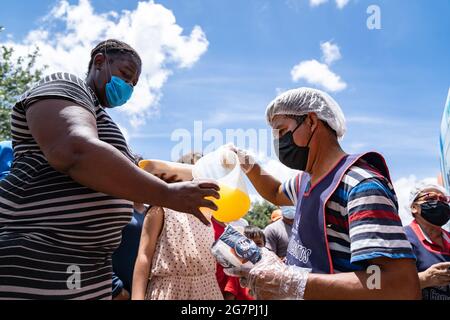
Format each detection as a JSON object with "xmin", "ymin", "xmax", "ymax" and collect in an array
[{"xmin": 192, "ymin": 146, "xmax": 251, "ymax": 223}]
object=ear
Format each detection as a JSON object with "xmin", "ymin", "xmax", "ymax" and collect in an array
[
  {"xmin": 411, "ymin": 203, "xmax": 420, "ymax": 217},
  {"xmin": 308, "ymin": 112, "xmax": 319, "ymax": 132},
  {"xmin": 93, "ymin": 53, "xmax": 106, "ymax": 70}
]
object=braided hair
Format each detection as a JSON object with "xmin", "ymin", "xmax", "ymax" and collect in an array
[{"xmin": 87, "ymin": 39, "xmax": 142, "ymax": 74}]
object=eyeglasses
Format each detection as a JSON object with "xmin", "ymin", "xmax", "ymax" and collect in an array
[{"xmin": 415, "ymin": 193, "xmax": 450, "ymax": 204}]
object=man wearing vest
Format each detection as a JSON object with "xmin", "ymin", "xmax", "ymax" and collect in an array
[{"xmin": 228, "ymin": 88, "xmax": 421, "ymax": 299}]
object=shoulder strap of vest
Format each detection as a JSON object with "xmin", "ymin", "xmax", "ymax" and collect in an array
[{"xmin": 359, "ymin": 152, "xmax": 392, "ymax": 184}]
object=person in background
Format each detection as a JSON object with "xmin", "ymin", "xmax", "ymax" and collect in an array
[
  {"xmin": 405, "ymin": 181, "xmax": 450, "ymax": 300},
  {"xmin": 112, "ymin": 202, "xmax": 148, "ymax": 300},
  {"xmin": 211, "ymin": 218, "xmax": 255, "ymax": 300},
  {"xmin": 211, "ymin": 217, "xmax": 230, "ymax": 297},
  {"xmin": 244, "ymin": 226, "xmax": 266, "ymax": 248},
  {"xmin": 0, "ymin": 141, "xmax": 13, "ymax": 180},
  {"xmin": 270, "ymin": 209, "xmax": 282, "ymax": 224},
  {"xmin": 223, "ymin": 226, "xmax": 266, "ymax": 300},
  {"xmin": 264, "ymin": 206, "xmax": 294, "ymax": 259},
  {"xmin": 111, "ymin": 155, "xmax": 147, "ymax": 301},
  {"xmin": 132, "ymin": 153, "xmax": 223, "ymax": 300}
]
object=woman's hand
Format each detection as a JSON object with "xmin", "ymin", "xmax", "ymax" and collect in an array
[
  {"xmin": 419, "ymin": 262, "xmax": 450, "ymax": 289},
  {"xmin": 167, "ymin": 180, "xmax": 220, "ymax": 225}
]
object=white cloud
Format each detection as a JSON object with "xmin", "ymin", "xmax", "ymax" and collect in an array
[
  {"xmin": 117, "ymin": 124, "xmax": 130, "ymax": 143},
  {"xmin": 308, "ymin": 0, "xmax": 350, "ymax": 9},
  {"xmin": 346, "ymin": 116, "xmax": 388, "ymax": 125},
  {"xmin": 321, "ymin": 41, "xmax": 341, "ymax": 65},
  {"xmin": 310, "ymin": 0, "xmax": 328, "ymax": 7},
  {"xmin": 291, "ymin": 59, "xmax": 347, "ymax": 92},
  {"xmin": 335, "ymin": 0, "xmax": 350, "ymax": 9},
  {"xmin": 345, "ymin": 142, "xmax": 368, "ymax": 154},
  {"xmin": 291, "ymin": 40, "xmax": 346, "ymax": 92},
  {"xmin": 275, "ymin": 87, "xmax": 287, "ymax": 95},
  {"xmin": 2, "ymin": 0, "xmax": 208, "ymax": 129},
  {"xmin": 206, "ymin": 112, "xmax": 264, "ymax": 126}
]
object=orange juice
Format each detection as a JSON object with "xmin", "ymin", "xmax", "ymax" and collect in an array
[{"xmin": 201, "ymin": 184, "xmax": 251, "ymax": 223}]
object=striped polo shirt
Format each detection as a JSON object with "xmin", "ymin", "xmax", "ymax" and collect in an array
[
  {"xmin": 283, "ymin": 159, "xmax": 415, "ymax": 273},
  {"xmin": 0, "ymin": 72, "xmax": 135, "ymax": 299}
]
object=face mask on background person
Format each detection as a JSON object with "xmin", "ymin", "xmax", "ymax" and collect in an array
[
  {"xmin": 420, "ymin": 200, "xmax": 450, "ymax": 227},
  {"xmin": 274, "ymin": 118, "xmax": 316, "ymax": 171},
  {"xmin": 281, "ymin": 206, "xmax": 296, "ymax": 220}
]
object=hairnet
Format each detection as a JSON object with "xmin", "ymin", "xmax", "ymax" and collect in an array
[{"xmin": 266, "ymin": 87, "xmax": 346, "ymax": 138}]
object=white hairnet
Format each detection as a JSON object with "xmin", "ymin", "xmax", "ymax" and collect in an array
[
  {"xmin": 409, "ymin": 180, "xmax": 448, "ymax": 208},
  {"xmin": 265, "ymin": 87, "xmax": 346, "ymax": 138}
]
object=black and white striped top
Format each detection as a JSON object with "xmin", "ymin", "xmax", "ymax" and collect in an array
[{"xmin": 0, "ymin": 73, "xmax": 135, "ymax": 300}]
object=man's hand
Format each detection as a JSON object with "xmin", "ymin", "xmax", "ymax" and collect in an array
[
  {"xmin": 419, "ymin": 262, "xmax": 450, "ymax": 289},
  {"xmin": 247, "ymin": 248, "xmax": 310, "ymax": 300},
  {"xmin": 224, "ymin": 248, "xmax": 310, "ymax": 300},
  {"xmin": 225, "ymin": 144, "xmax": 257, "ymax": 173}
]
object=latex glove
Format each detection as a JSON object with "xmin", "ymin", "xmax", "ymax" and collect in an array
[
  {"xmin": 226, "ymin": 248, "xmax": 310, "ymax": 300},
  {"xmin": 223, "ymin": 261, "xmax": 255, "ymax": 278},
  {"xmin": 223, "ymin": 143, "xmax": 257, "ymax": 174}
]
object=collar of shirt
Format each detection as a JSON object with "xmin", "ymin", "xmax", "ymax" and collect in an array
[{"xmin": 415, "ymin": 220, "xmax": 450, "ymax": 253}]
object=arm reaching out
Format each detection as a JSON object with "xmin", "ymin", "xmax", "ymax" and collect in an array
[
  {"xmin": 227, "ymin": 145, "xmax": 293, "ymax": 206},
  {"xmin": 236, "ymin": 250, "xmax": 420, "ymax": 300},
  {"xmin": 26, "ymin": 99, "xmax": 219, "ymax": 225}
]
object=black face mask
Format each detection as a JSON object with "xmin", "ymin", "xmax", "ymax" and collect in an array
[
  {"xmin": 420, "ymin": 200, "xmax": 450, "ymax": 227},
  {"xmin": 274, "ymin": 121, "xmax": 315, "ymax": 171}
]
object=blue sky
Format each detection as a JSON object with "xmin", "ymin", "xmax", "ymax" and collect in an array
[{"xmin": 1, "ymin": 0, "xmax": 449, "ymax": 185}]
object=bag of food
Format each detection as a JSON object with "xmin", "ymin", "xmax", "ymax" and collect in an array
[{"xmin": 211, "ymin": 224, "xmax": 261, "ymax": 270}]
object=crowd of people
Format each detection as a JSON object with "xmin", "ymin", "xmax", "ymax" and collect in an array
[{"xmin": 0, "ymin": 39, "xmax": 448, "ymax": 300}]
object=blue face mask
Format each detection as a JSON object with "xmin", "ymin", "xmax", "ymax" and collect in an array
[
  {"xmin": 105, "ymin": 76, "xmax": 133, "ymax": 108},
  {"xmin": 281, "ymin": 206, "xmax": 296, "ymax": 220}
]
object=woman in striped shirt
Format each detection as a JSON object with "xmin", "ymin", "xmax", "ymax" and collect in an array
[{"xmin": 0, "ymin": 39, "xmax": 219, "ymax": 300}]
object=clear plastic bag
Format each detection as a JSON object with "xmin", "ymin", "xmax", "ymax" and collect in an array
[{"xmin": 192, "ymin": 146, "xmax": 250, "ymax": 223}]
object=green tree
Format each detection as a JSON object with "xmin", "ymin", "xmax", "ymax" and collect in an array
[
  {"xmin": 244, "ymin": 200, "xmax": 277, "ymax": 229},
  {"xmin": 0, "ymin": 45, "xmax": 45, "ymax": 140}
]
